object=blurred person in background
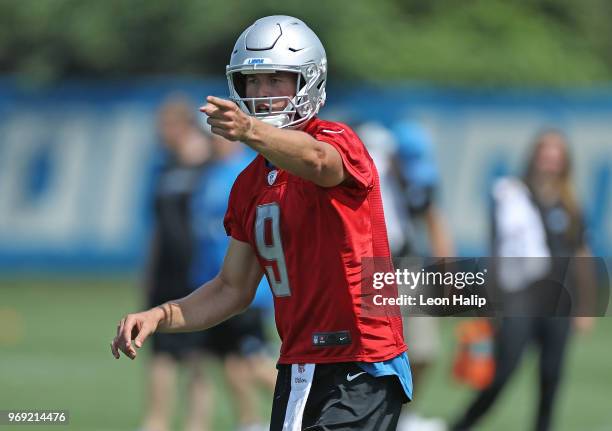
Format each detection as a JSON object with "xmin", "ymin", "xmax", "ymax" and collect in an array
[
  {"xmin": 391, "ymin": 120, "xmax": 453, "ymax": 259},
  {"xmin": 451, "ymin": 129, "xmax": 594, "ymax": 431},
  {"xmin": 141, "ymin": 95, "xmax": 211, "ymax": 431},
  {"xmin": 357, "ymin": 120, "xmax": 453, "ymax": 431},
  {"xmin": 190, "ymin": 121, "xmax": 276, "ymax": 431}
]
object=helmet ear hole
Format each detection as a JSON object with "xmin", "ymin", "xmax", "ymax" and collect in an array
[{"xmin": 232, "ymin": 73, "xmax": 246, "ymax": 98}]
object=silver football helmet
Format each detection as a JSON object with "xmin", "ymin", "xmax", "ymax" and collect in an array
[{"xmin": 226, "ymin": 16, "xmax": 327, "ymax": 129}]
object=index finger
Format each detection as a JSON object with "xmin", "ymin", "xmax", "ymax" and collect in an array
[{"xmin": 206, "ymin": 96, "xmax": 237, "ymax": 111}]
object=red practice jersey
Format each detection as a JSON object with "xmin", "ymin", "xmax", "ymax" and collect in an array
[{"xmin": 223, "ymin": 118, "xmax": 406, "ymax": 364}]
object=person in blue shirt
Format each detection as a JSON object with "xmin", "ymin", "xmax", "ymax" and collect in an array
[{"xmin": 357, "ymin": 119, "xmax": 454, "ymax": 431}]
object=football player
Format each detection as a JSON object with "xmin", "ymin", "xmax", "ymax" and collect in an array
[{"xmin": 111, "ymin": 16, "xmax": 412, "ymax": 430}]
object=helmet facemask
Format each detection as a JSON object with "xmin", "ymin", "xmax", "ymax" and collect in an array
[{"xmin": 227, "ymin": 61, "xmax": 326, "ymax": 129}]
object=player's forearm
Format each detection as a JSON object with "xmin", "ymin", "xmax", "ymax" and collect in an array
[
  {"xmin": 245, "ymin": 119, "xmax": 332, "ymax": 184},
  {"xmin": 155, "ymin": 276, "xmax": 248, "ymax": 333}
]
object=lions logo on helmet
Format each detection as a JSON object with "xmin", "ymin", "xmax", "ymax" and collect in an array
[{"xmin": 226, "ymin": 16, "xmax": 327, "ymax": 129}]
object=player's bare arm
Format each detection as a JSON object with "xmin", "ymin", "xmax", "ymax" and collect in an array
[
  {"xmin": 201, "ymin": 95, "xmax": 346, "ymax": 187},
  {"xmin": 110, "ymin": 238, "xmax": 262, "ymax": 360}
]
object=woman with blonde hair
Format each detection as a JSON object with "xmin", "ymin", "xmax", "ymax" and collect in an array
[{"xmin": 451, "ymin": 129, "xmax": 594, "ymax": 431}]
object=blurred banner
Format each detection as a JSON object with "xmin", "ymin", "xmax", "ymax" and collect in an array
[{"xmin": 1, "ymin": 80, "xmax": 610, "ymax": 271}]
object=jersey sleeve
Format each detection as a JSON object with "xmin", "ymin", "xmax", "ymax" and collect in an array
[
  {"xmin": 311, "ymin": 123, "xmax": 374, "ymax": 190},
  {"xmin": 223, "ymin": 180, "xmax": 249, "ymax": 242}
]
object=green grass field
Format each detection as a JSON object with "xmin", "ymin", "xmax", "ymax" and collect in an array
[{"xmin": 1, "ymin": 277, "xmax": 611, "ymax": 431}]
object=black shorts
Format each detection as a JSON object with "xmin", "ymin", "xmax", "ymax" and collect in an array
[
  {"xmin": 271, "ymin": 362, "xmax": 404, "ymax": 431},
  {"xmin": 151, "ymin": 331, "xmax": 206, "ymax": 361},
  {"xmin": 149, "ymin": 275, "xmax": 203, "ymax": 361},
  {"xmin": 150, "ymin": 308, "xmax": 267, "ymax": 360},
  {"xmin": 204, "ymin": 307, "xmax": 268, "ymax": 358}
]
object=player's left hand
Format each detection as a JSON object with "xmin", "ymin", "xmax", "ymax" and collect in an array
[{"xmin": 200, "ymin": 96, "xmax": 253, "ymax": 142}]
